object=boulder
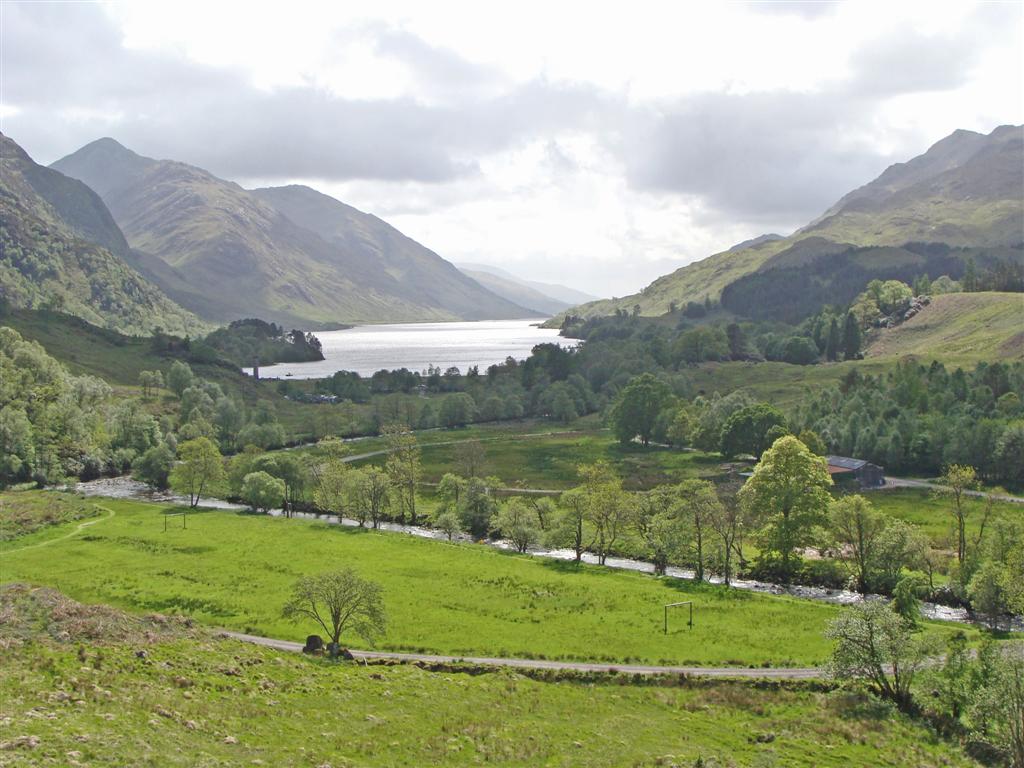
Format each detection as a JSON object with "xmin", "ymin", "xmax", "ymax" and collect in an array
[{"xmin": 302, "ymin": 635, "xmax": 324, "ymax": 654}]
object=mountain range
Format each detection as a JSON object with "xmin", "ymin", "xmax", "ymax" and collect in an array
[
  {"xmin": 558, "ymin": 124, "xmax": 1024, "ymax": 322},
  {"xmin": 0, "ymin": 133, "xmax": 205, "ymax": 336},
  {"xmin": 454, "ymin": 263, "xmax": 598, "ymax": 316},
  {"xmin": 46, "ymin": 139, "xmax": 533, "ymax": 328}
]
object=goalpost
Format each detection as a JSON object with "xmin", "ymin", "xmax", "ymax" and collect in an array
[
  {"xmin": 163, "ymin": 509, "xmax": 188, "ymax": 531},
  {"xmin": 663, "ymin": 601, "xmax": 693, "ymax": 633}
]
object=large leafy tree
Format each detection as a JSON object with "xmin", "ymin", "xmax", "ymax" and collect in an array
[
  {"xmin": 282, "ymin": 569, "xmax": 386, "ymax": 653},
  {"xmin": 609, "ymin": 373, "xmax": 674, "ymax": 447},
  {"xmin": 738, "ymin": 435, "xmax": 832, "ymax": 578},
  {"xmin": 169, "ymin": 437, "xmax": 224, "ymax": 507},
  {"xmin": 382, "ymin": 423, "xmax": 421, "ymax": 524},
  {"xmin": 719, "ymin": 403, "xmax": 788, "ymax": 459}
]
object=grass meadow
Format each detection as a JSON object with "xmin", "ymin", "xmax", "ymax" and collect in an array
[
  {"xmin": 0, "ymin": 492, "xmax": 976, "ymax": 669},
  {"xmin": 0, "ymin": 584, "xmax": 979, "ymax": 768}
]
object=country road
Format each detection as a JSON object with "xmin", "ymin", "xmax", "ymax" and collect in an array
[
  {"xmin": 884, "ymin": 477, "xmax": 1024, "ymax": 504},
  {"xmin": 222, "ymin": 631, "xmax": 824, "ymax": 679}
]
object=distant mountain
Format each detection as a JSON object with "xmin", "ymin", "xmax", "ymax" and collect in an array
[
  {"xmin": 457, "ymin": 262, "xmax": 598, "ymax": 307},
  {"xmin": 51, "ymin": 140, "xmax": 533, "ymax": 327},
  {"xmin": 0, "ymin": 134, "xmax": 205, "ymax": 337},
  {"xmin": 454, "ymin": 264, "xmax": 577, "ymax": 316},
  {"xmin": 556, "ymin": 125, "xmax": 1024, "ymax": 322}
]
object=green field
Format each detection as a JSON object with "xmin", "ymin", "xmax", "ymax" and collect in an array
[
  {"xmin": 1, "ymin": 492, "xmax": 977, "ymax": 669},
  {"xmin": 0, "ymin": 585, "xmax": 979, "ymax": 768},
  {"xmin": 343, "ymin": 427, "xmax": 721, "ymax": 491}
]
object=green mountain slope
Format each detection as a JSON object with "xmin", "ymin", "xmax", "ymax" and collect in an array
[
  {"xmin": 0, "ymin": 134, "xmax": 206, "ymax": 337},
  {"xmin": 51, "ymin": 141, "xmax": 531, "ymax": 327},
  {"xmin": 865, "ymin": 292, "xmax": 1024, "ymax": 363},
  {"xmin": 559, "ymin": 124, "xmax": 1024, "ymax": 322}
]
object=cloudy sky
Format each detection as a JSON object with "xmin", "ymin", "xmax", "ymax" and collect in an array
[{"xmin": 2, "ymin": 1, "xmax": 1021, "ymax": 296}]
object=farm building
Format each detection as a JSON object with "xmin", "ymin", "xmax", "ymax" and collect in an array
[{"xmin": 826, "ymin": 456, "xmax": 885, "ymax": 489}]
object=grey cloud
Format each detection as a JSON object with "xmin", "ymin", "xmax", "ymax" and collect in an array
[
  {"xmin": 621, "ymin": 91, "xmax": 893, "ymax": 223},
  {"xmin": 847, "ymin": 29, "xmax": 980, "ymax": 97},
  {"xmin": 1, "ymin": 3, "xmax": 606, "ymax": 182},
  {"xmin": 745, "ymin": 1, "xmax": 838, "ymax": 20}
]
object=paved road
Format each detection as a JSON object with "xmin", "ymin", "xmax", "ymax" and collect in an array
[
  {"xmin": 884, "ymin": 477, "xmax": 1024, "ymax": 504},
  {"xmin": 222, "ymin": 631, "xmax": 824, "ymax": 679}
]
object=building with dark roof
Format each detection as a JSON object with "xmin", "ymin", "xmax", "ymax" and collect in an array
[{"xmin": 826, "ymin": 456, "xmax": 885, "ymax": 489}]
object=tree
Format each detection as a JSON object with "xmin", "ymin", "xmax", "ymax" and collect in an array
[
  {"xmin": 828, "ymin": 495, "xmax": 886, "ymax": 594},
  {"xmin": 383, "ymin": 424, "xmax": 421, "ymax": 524},
  {"xmin": 643, "ymin": 510, "xmax": 689, "ymax": 576},
  {"xmin": 241, "ymin": 470, "xmax": 285, "ymax": 513},
  {"xmin": 842, "ymin": 312, "xmax": 862, "ymax": 360},
  {"xmin": 676, "ymin": 479, "xmax": 722, "ymax": 581},
  {"xmin": 133, "ymin": 444, "xmax": 175, "ymax": 490},
  {"xmin": 439, "ymin": 393, "xmax": 477, "ymax": 428},
  {"xmin": 345, "ymin": 467, "xmax": 391, "ymax": 529},
  {"xmin": 797, "ymin": 428, "xmax": 827, "ymax": 456},
  {"xmin": 312, "ymin": 438, "xmax": 350, "ymax": 517},
  {"xmin": 256, "ymin": 453, "xmax": 307, "ymax": 517},
  {"xmin": 213, "ymin": 396, "xmax": 244, "ymax": 449},
  {"xmin": 674, "ymin": 326, "xmax": 728, "ymax": 364},
  {"xmin": 935, "ymin": 464, "xmax": 979, "ymax": 565},
  {"xmin": 169, "ymin": 437, "xmax": 224, "ymax": 507},
  {"xmin": 609, "ymin": 373, "xmax": 674, "ymax": 446},
  {"xmin": 969, "ymin": 561, "xmax": 1011, "ymax": 630},
  {"xmin": 455, "ymin": 440, "xmax": 487, "ymax": 478},
  {"xmin": 719, "ymin": 403, "xmax": 788, "ymax": 459},
  {"xmin": 893, "ymin": 575, "xmax": 925, "ymax": 625},
  {"xmin": 550, "ymin": 487, "xmax": 590, "ymax": 562},
  {"xmin": 708, "ymin": 486, "xmax": 746, "ymax": 585},
  {"xmin": 166, "ymin": 360, "xmax": 194, "ymax": 398},
  {"xmin": 282, "ymin": 569, "xmax": 386, "ymax": 653},
  {"xmin": 579, "ymin": 462, "xmax": 632, "ymax": 565},
  {"xmin": 969, "ymin": 646, "xmax": 1024, "ymax": 767},
  {"xmin": 138, "ymin": 370, "xmax": 163, "ymax": 399},
  {"xmin": 738, "ymin": 435, "xmax": 832, "ymax": 578},
  {"xmin": 432, "ymin": 509, "xmax": 463, "ymax": 541},
  {"xmin": 824, "ymin": 318, "xmax": 841, "ymax": 362},
  {"xmin": 492, "ymin": 498, "xmax": 541, "ymax": 553},
  {"xmin": 962, "ymin": 257, "xmax": 979, "ymax": 292},
  {"xmin": 459, "ymin": 477, "xmax": 498, "ymax": 538},
  {"xmin": 826, "ymin": 602, "xmax": 930, "ymax": 708},
  {"xmin": 995, "ymin": 426, "xmax": 1024, "ymax": 487}
]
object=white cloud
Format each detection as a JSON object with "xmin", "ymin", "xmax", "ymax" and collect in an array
[{"xmin": 2, "ymin": 0, "xmax": 1020, "ymax": 296}]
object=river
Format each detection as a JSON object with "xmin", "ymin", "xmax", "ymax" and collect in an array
[
  {"xmin": 74, "ymin": 477, "xmax": 1023, "ymax": 633},
  {"xmin": 245, "ymin": 319, "xmax": 562, "ymax": 379}
]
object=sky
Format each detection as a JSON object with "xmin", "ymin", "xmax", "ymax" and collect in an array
[{"xmin": 2, "ymin": 1, "xmax": 1022, "ymax": 297}]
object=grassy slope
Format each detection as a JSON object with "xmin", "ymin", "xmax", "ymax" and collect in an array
[
  {"xmin": 0, "ymin": 588, "xmax": 978, "ymax": 768},
  {"xmin": 867, "ymin": 292, "xmax": 1024, "ymax": 363},
  {"xmin": 0, "ymin": 492, "xmax": 973, "ymax": 668}
]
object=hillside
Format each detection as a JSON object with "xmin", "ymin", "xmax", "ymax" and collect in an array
[
  {"xmin": 558, "ymin": 124, "xmax": 1024, "ymax": 323},
  {"xmin": 249, "ymin": 184, "xmax": 531, "ymax": 322},
  {"xmin": 866, "ymin": 291, "xmax": 1024, "ymax": 363},
  {"xmin": 51, "ymin": 141, "xmax": 532, "ymax": 327},
  {"xmin": 0, "ymin": 134, "xmax": 206, "ymax": 337}
]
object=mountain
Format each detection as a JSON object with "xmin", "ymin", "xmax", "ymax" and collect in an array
[
  {"xmin": 454, "ymin": 264, "xmax": 574, "ymax": 316},
  {"xmin": 458, "ymin": 263, "xmax": 599, "ymax": 307},
  {"xmin": 51, "ymin": 141, "xmax": 533, "ymax": 327},
  {"xmin": 0, "ymin": 134, "xmax": 205, "ymax": 337},
  {"xmin": 557, "ymin": 125, "xmax": 1024, "ymax": 322},
  {"xmin": 248, "ymin": 185, "xmax": 532, "ymax": 322}
]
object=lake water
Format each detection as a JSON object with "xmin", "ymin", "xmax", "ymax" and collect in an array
[{"xmin": 247, "ymin": 319, "xmax": 563, "ymax": 379}]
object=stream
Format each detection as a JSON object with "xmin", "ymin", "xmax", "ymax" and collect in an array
[{"xmin": 74, "ymin": 476, "xmax": 1022, "ymax": 633}]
